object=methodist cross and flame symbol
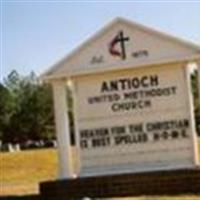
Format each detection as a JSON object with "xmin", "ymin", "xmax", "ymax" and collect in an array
[
  {"xmin": 109, "ymin": 30, "xmax": 130, "ymax": 60},
  {"xmin": 90, "ymin": 31, "xmax": 147, "ymax": 65}
]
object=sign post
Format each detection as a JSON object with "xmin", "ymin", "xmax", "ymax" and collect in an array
[
  {"xmin": 52, "ymin": 80, "xmax": 74, "ymax": 179},
  {"xmin": 184, "ymin": 63, "xmax": 199, "ymax": 166}
]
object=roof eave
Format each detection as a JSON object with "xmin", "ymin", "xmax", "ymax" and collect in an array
[{"xmin": 41, "ymin": 54, "xmax": 200, "ymax": 82}]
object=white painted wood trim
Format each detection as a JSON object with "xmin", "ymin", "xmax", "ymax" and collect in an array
[
  {"xmin": 42, "ymin": 55, "xmax": 200, "ymax": 81},
  {"xmin": 184, "ymin": 64, "xmax": 199, "ymax": 167},
  {"xmin": 70, "ymin": 79, "xmax": 81, "ymax": 176},
  {"xmin": 52, "ymin": 80, "xmax": 74, "ymax": 179}
]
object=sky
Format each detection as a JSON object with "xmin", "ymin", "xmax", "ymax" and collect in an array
[{"xmin": 1, "ymin": 1, "xmax": 200, "ymax": 82}]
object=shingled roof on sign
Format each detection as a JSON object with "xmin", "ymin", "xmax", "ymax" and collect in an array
[{"xmin": 42, "ymin": 17, "xmax": 200, "ymax": 80}]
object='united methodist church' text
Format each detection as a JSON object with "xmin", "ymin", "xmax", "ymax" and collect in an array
[{"xmin": 88, "ymin": 74, "xmax": 177, "ymax": 112}]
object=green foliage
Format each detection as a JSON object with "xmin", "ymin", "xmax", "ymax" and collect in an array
[
  {"xmin": 0, "ymin": 70, "xmax": 55, "ymax": 143},
  {"xmin": 0, "ymin": 83, "xmax": 14, "ymax": 140}
]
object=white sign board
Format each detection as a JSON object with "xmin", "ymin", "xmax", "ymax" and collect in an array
[
  {"xmin": 44, "ymin": 18, "xmax": 200, "ymax": 179},
  {"xmin": 73, "ymin": 63, "xmax": 197, "ymax": 177}
]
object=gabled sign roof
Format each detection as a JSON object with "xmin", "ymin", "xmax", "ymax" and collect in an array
[{"xmin": 42, "ymin": 17, "xmax": 200, "ymax": 80}]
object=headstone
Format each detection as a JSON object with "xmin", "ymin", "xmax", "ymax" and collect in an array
[
  {"xmin": 8, "ymin": 143, "xmax": 15, "ymax": 153},
  {"xmin": 52, "ymin": 140, "xmax": 57, "ymax": 148},
  {"xmin": 15, "ymin": 143, "xmax": 21, "ymax": 151}
]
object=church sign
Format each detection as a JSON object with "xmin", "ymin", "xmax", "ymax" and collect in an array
[
  {"xmin": 74, "ymin": 62, "xmax": 197, "ymax": 176},
  {"xmin": 42, "ymin": 18, "xmax": 200, "ymax": 178}
]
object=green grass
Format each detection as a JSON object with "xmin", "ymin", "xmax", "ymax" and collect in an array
[{"xmin": 0, "ymin": 139, "xmax": 200, "ymax": 197}]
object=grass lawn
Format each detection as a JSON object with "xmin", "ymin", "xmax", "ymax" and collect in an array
[
  {"xmin": 0, "ymin": 139, "xmax": 200, "ymax": 198},
  {"xmin": 0, "ymin": 149, "xmax": 58, "ymax": 195}
]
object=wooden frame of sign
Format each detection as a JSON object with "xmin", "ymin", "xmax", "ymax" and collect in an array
[{"xmin": 40, "ymin": 169, "xmax": 200, "ymax": 199}]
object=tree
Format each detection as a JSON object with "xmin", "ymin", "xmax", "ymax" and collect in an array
[
  {"xmin": 0, "ymin": 83, "xmax": 14, "ymax": 140},
  {"xmin": 1, "ymin": 70, "xmax": 55, "ymax": 143}
]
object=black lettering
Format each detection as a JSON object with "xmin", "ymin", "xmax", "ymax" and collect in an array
[
  {"xmin": 171, "ymin": 130, "xmax": 179, "ymax": 139},
  {"xmin": 129, "ymin": 123, "xmax": 143, "ymax": 133},
  {"xmin": 171, "ymin": 86, "xmax": 177, "ymax": 94},
  {"xmin": 110, "ymin": 81, "xmax": 118, "ymax": 91},
  {"xmin": 162, "ymin": 131, "xmax": 169, "ymax": 139},
  {"xmin": 181, "ymin": 129, "xmax": 188, "ymax": 138},
  {"xmin": 153, "ymin": 133, "xmax": 160, "ymax": 141},
  {"xmin": 141, "ymin": 76, "xmax": 149, "ymax": 87},
  {"xmin": 101, "ymin": 81, "xmax": 109, "ymax": 92},
  {"xmin": 131, "ymin": 78, "xmax": 140, "ymax": 88},
  {"xmin": 80, "ymin": 140, "xmax": 88, "ymax": 149},
  {"xmin": 111, "ymin": 126, "xmax": 126, "ymax": 135},
  {"xmin": 150, "ymin": 75, "xmax": 159, "ymax": 86},
  {"xmin": 111, "ymin": 100, "xmax": 151, "ymax": 112},
  {"xmin": 92, "ymin": 137, "xmax": 110, "ymax": 148},
  {"xmin": 118, "ymin": 79, "xmax": 128, "ymax": 90}
]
